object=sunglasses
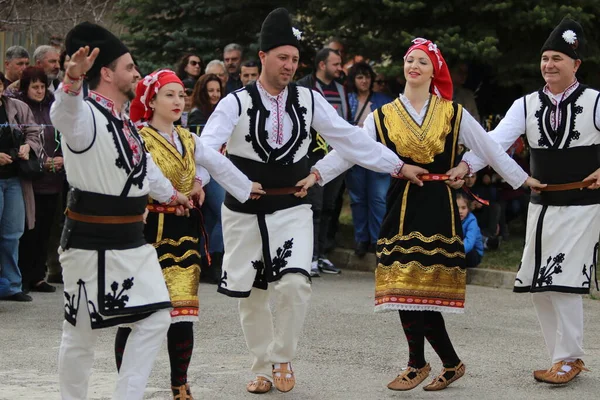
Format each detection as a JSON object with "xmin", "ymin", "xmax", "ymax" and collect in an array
[
  {"xmin": 374, "ymin": 80, "xmax": 386, "ymax": 84},
  {"xmin": 185, "ymin": 88, "xmax": 193, "ymax": 95},
  {"xmin": 188, "ymin": 60, "xmax": 201, "ymax": 66}
]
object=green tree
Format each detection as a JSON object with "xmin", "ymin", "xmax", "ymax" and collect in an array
[
  {"xmin": 300, "ymin": 0, "xmax": 600, "ymax": 90},
  {"xmin": 115, "ymin": 0, "xmax": 300, "ymax": 73}
]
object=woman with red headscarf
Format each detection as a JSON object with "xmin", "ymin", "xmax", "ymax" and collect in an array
[
  {"xmin": 311, "ymin": 38, "xmax": 543, "ymax": 392},
  {"xmin": 119, "ymin": 69, "xmax": 264, "ymax": 399}
]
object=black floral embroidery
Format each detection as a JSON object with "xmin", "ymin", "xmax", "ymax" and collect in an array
[
  {"xmin": 564, "ymin": 104, "xmax": 583, "ymax": 148},
  {"xmin": 219, "ymin": 271, "xmax": 228, "ymax": 288},
  {"xmin": 582, "ymin": 242, "xmax": 599, "ymax": 289},
  {"xmin": 535, "ymin": 105, "xmax": 552, "ymax": 148},
  {"xmin": 252, "ymin": 260, "xmax": 266, "ymax": 286},
  {"xmin": 271, "ymin": 239, "xmax": 294, "ymax": 277},
  {"xmin": 64, "ymin": 279, "xmax": 85, "ymax": 324},
  {"xmin": 536, "ymin": 253, "xmax": 565, "ymax": 287},
  {"xmin": 88, "ymin": 300, "xmax": 104, "ymax": 323},
  {"xmin": 104, "ymin": 277, "xmax": 135, "ymax": 311}
]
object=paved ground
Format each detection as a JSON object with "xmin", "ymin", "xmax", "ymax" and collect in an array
[{"xmin": 0, "ymin": 271, "xmax": 598, "ymax": 400}]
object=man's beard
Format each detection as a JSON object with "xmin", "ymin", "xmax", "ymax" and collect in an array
[{"xmin": 325, "ymin": 70, "xmax": 338, "ymax": 82}]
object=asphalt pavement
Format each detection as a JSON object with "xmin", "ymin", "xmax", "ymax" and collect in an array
[{"xmin": 0, "ymin": 270, "xmax": 598, "ymax": 400}]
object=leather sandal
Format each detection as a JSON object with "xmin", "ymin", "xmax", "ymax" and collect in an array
[
  {"xmin": 387, "ymin": 363, "xmax": 431, "ymax": 391},
  {"xmin": 423, "ymin": 361, "xmax": 465, "ymax": 391},
  {"xmin": 540, "ymin": 359, "xmax": 589, "ymax": 384},
  {"xmin": 172, "ymin": 383, "xmax": 193, "ymax": 400},
  {"xmin": 272, "ymin": 362, "xmax": 295, "ymax": 392},
  {"xmin": 246, "ymin": 376, "xmax": 272, "ymax": 394},
  {"xmin": 533, "ymin": 368, "xmax": 549, "ymax": 382}
]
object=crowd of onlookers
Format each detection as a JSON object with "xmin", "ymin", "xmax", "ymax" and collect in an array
[{"xmin": 0, "ymin": 35, "xmax": 531, "ymax": 302}]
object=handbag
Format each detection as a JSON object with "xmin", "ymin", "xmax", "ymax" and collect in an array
[{"xmin": 12, "ymin": 127, "xmax": 44, "ymax": 180}]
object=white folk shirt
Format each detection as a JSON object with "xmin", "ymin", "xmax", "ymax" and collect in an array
[
  {"xmin": 319, "ymin": 94, "xmax": 529, "ymax": 189},
  {"xmin": 200, "ymin": 80, "xmax": 402, "ymax": 183}
]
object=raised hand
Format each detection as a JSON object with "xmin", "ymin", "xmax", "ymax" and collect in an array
[{"xmin": 66, "ymin": 46, "xmax": 100, "ymax": 79}]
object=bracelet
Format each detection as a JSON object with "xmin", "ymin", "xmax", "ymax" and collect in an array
[
  {"xmin": 310, "ymin": 169, "xmax": 321, "ymax": 182},
  {"xmin": 460, "ymin": 160, "xmax": 473, "ymax": 176},
  {"xmin": 66, "ymin": 72, "xmax": 84, "ymax": 82}
]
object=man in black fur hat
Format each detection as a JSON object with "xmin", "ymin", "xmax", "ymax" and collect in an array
[
  {"xmin": 199, "ymin": 7, "xmax": 430, "ymax": 395},
  {"xmin": 50, "ymin": 22, "xmax": 190, "ymax": 399},
  {"xmin": 460, "ymin": 17, "xmax": 600, "ymax": 384}
]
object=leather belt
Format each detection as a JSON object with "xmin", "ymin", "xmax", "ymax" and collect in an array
[
  {"xmin": 395, "ymin": 173, "xmax": 490, "ymax": 206},
  {"xmin": 146, "ymin": 204, "xmax": 180, "ymax": 214},
  {"xmin": 66, "ymin": 209, "xmax": 144, "ymax": 224},
  {"xmin": 538, "ymin": 180, "xmax": 594, "ymax": 192},
  {"xmin": 261, "ymin": 186, "xmax": 303, "ymax": 196}
]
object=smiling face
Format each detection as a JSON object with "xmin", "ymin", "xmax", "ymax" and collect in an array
[
  {"xmin": 206, "ymin": 80, "xmax": 221, "ymax": 105},
  {"xmin": 540, "ymin": 50, "xmax": 580, "ymax": 92},
  {"xmin": 150, "ymin": 82, "xmax": 185, "ymax": 123},
  {"xmin": 259, "ymin": 45, "xmax": 299, "ymax": 92},
  {"xmin": 404, "ymin": 49, "xmax": 434, "ymax": 89}
]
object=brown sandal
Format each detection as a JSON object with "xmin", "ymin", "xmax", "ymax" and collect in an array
[
  {"xmin": 540, "ymin": 359, "xmax": 589, "ymax": 384},
  {"xmin": 172, "ymin": 383, "xmax": 193, "ymax": 400},
  {"xmin": 272, "ymin": 362, "xmax": 295, "ymax": 392},
  {"xmin": 246, "ymin": 376, "xmax": 273, "ymax": 394},
  {"xmin": 387, "ymin": 363, "xmax": 431, "ymax": 391},
  {"xmin": 423, "ymin": 361, "xmax": 465, "ymax": 391}
]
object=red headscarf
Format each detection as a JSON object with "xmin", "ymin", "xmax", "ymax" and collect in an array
[
  {"xmin": 129, "ymin": 69, "xmax": 184, "ymax": 123},
  {"xmin": 404, "ymin": 38, "xmax": 453, "ymax": 101}
]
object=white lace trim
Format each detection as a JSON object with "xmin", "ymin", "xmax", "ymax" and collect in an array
[
  {"xmin": 171, "ymin": 315, "xmax": 199, "ymax": 324},
  {"xmin": 374, "ymin": 303, "xmax": 465, "ymax": 314}
]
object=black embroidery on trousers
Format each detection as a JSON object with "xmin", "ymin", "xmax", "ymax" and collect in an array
[
  {"xmin": 104, "ymin": 277, "xmax": 135, "ymax": 311},
  {"xmin": 64, "ymin": 279, "xmax": 85, "ymax": 325},
  {"xmin": 582, "ymin": 242, "xmax": 599, "ymax": 289},
  {"xmin": 515, "ymin": 262, "xmax": 523, "ymax": 284},
  {"xmin": 252, "ymin": 260, "xmax": 267, "ymax": 289},
  {"xmin": 271, "ymin": 239, "xmax": 294, "ymax": 276},
  {"xmin": 536, "ymin": 253, "xmax": 565, "ymax": 287},
  {"xmin": 219, "ymin": 271, "xmax": 228, "ymax": 288}
]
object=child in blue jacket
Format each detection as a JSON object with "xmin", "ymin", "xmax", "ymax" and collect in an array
[{"xmin": 457, "ymin": 193, "xmax": 484, "ymax": 268}]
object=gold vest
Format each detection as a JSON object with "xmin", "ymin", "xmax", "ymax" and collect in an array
[{"xmin": 139, "ymin": 126, "xmax": 197, "ymax": 197}]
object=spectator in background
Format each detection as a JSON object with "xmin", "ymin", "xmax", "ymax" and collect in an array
[
  {"xmin": 457, "ymin": 193, "xmax": 484, "ymax": 268},
  {"xmin": 451, "ymin": 63, "xmax": 480, "ymax": 123},
  {"xmin": 345, "ymin": 62, "xmax": 392, "ymax": 257},
  {"xmin": 205, "ymin": 59, "xmax": 228, "ymax": 89},
  {"xmin": 373, "ymin": 73, "xmax": 393, "ymax": 97},
  {"xmin": 0, "ymin": 72, "xmax": 42, "ymax": 302},
  {"xmin": 33, "ymin": 45, "xmax": 61, "ymax": 93},
  {"xmin": 297, "ymin": 47, "xmax": 349, "ymax": 276},
  {"xmin": 240, "ymin": 60, "xmax": 260, "ymax": 86},
  {"xmin": 3, "ymin": 46, "xmax": 30, "ymax": 88},
  {"xmin": 13, "ymin": 67, "xmax": 63, "ymax": 293},
  {"xmin": 325, "ymin": 38, "xmax": 346, "ymax": 64},
  {"xmin": 176, "ymin": 54, "xmax": 203, "ymax": 81},
  {"xmin": 223, "ymin": 43, "xmax": 243, "ymax": 94},
  {"xmin": 464, "ymin": 171, "xmax": 501, "ymax": 250},
  {"xmin": 188, "ymin": 73, "xmax": 226, "ymax": 284},
  {"xmin": 189, "ymin": 74, "xmax": 222, "ymax": 135},
  {"xmin": 177, "ymin": 78, "xmax": 195, "ymax": 128}
]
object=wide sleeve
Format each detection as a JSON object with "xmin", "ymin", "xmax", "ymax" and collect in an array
[
  {"xmin": 49, "ymin": 84, "xmax": 95, "ymax": 152},
  {"xmin": 461, "ymin": 98, "xmax": 527, "ymax": 173},
  {"xmin": 458, "ymin": 108, "xmax": 528, "ymax": 189},
  {"xmin": 313, "ymin": 112, "xmax": 380, "ymax": 185},
  {"xmin": 311, "ymin": 93, "xmax": 402, "ymax": 184},
  {"xmin": 194, "ymin": 135, "xmax": 252, "ymax": 203},
  {"xmin": 198, "ymin": 93, "xmax": 241, "ymax": 151}
]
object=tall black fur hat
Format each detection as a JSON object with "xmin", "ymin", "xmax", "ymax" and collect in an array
[
  {"xmin": 259, "ymin": 8, "xmax": 302, "ymax": 52},
  {"xmin": 541, "ymin": 18, "xmax": 585, "ymax": 60}
]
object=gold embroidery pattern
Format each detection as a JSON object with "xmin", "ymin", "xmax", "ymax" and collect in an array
[
  {"xmin": 375, "ymin": 261, "xmax": 466, "ymax": 300},
  {"xmin": 380, "ymin": 96, "xmax": 455, "ymax": 164},
  {"xmin": 450, "ymin": 105, "xmax": 463, "ymax": 168},
  {"xmin": 163, "ymin": 264, "xmax": 200, "ymax": 301},
  {"xmin": 158, "ymin": 250, "xmax": 201, "ymax": 263},
  {"xmin": 447, "ymin": 185, "xmax": 456, "ymax": 237},
  {"xmin": 156, "ymin": 213, "xmax": 164, "ymax": 242},
  {"xmin": 378, "ymin": 231, "xmax": 464, "ymax": 246},
  {"xmin": 153, "ymin": 236, "xmax": 199, "ymax": 248},
  {"xmin": 377, "ymin": 246, "xmax": 465, "ymax": 259},
  {"xmin": 399, "ymin": 181, "xmax": 410, "ymax": 236},
  {"xmin": 139, "ymin": 126, "xmax": 196, "ymax": 196}
]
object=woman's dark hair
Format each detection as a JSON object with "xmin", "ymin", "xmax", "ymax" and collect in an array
[
  {"xmin": 176, "ymin": 54, "xmax": 204, "ymax": 80},
  {"xmin": 191, "ymin": 74, "xmax": 222, "ymax": 118},
  {"xmin": 19, "ymin": 66, "xmax": 49, "ymax": 94},
  {"xmin": 346, "ymin": 61, "xmax": 376, "ymax": 94}
]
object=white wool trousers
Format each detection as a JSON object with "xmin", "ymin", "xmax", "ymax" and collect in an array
[
  {"xmin": 58, "ymin": 308, "xmax": 171, "ymax": 400},
  {"xmin": 531, "ymin": 292, "xmax": 585, "ymax": 364},
  {"xmin": 239, "ymin": 273, "xmax": 312, "ymax": 379}
]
